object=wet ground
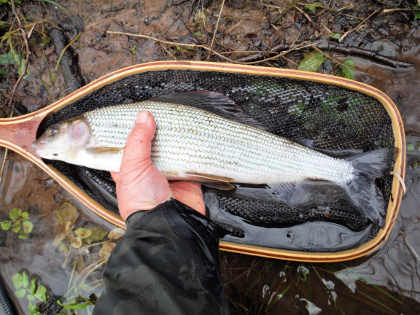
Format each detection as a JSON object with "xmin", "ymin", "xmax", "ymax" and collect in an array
[{"xmin": 0, "ymin": 0, "xmax": 420, "ymax": 314}]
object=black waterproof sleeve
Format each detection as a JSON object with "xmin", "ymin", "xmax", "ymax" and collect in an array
[{"xmin": 93, "ymin": 199, "xmax": 230, "ymax": 315}]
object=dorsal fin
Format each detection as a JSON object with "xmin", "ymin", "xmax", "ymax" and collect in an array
[{"xmin": 150, "ymin": 91, "xmax": 268, "ymax": 131}]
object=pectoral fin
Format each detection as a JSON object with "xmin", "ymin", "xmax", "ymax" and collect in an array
[
  {"xmin": 186, "ymin": 171, "xmax": 236, "ymax": 191},
  {"xmin": 87, "ymin": 147, "xmax": 124, "ymax": 153},
  {"xmin": 186, "ymin": 171, "xmax": 234, "ymax": 182}
]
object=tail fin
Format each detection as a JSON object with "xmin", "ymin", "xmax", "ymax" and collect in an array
[{"xmin": 342, "ymin": 148, "xmax": 392, "ymax": 227}]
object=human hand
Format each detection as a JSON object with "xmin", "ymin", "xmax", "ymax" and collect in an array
[{"xmin": 110, "ymin": 111, "xmax": 206, "ymax": 220}]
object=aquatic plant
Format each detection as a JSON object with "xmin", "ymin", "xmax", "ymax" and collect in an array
[
  {"xmin": 12, "ymin": 271, "xmax": 48, "ymax": 315},
  {"xmin": 53, "ymin": 202, "xmax": 116, "ymax": 261},
  {"xmin": 56, "ymin": 295, "xmax": 96, "ymax": 314},
  {"xmin": 0, "ymin": 207, "xmax": 33, "ymax": 239}
]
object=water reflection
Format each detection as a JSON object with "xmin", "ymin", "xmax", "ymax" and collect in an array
[{"xmin": 0, "ymin": 154, "xmax": 120, "ymax": 314}]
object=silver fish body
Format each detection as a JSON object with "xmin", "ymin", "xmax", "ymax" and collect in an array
[
  {"xmin": 83, "ymin": 101, "xmax": 354, "ymax": 185},
  {"xmin": 34, "ymin": 95, "xmax": 389, "ymax": 225}
]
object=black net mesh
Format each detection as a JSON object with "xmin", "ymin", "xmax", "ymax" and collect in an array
[{"xmin": 38, "ymin": 70, "xmax": 394, "ymax": 252}]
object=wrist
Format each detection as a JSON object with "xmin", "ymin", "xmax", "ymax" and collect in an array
[{"xmin": 119, "ymin": 192, "xmax": 172, "ymax": 221}]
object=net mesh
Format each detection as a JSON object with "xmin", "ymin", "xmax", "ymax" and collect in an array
[{"xmin": 39, "ymin": 70, "xmax": 394, "ymax": 252}]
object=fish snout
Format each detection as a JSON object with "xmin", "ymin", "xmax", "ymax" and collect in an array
[{"xmin": 32, "ymin": 140, "xmax": 45, "ymax": 151}]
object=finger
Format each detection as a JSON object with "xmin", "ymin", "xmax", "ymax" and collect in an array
[
  {"xmin": 170, "ymin": 181, "xmax": 205, "ymax": 215},
  {"xmin": 110, "ymin": 171, "xmax": 119, "ymax": 182},
  {"xmin": 121, "ymin": 111, "xmax": 156, "ymax": 167}
]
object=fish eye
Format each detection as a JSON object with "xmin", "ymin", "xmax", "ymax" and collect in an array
[{"xmin": 47, "ymin": 126, "xmax": 59, "ymax": 137}]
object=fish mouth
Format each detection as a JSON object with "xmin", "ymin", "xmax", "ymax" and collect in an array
[{"xmin": 31, "ymin": 141, "xmax": 47, "ymax": 157}]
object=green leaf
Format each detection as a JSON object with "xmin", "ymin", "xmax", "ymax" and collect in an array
[
  {"xmin": 88, "ymin": 226, "xmax": 108, "ymax": 242},
  {"xmin": 59, "ymin": 298, "xmax": 91, "ymax": 310},
  {"xmin": 15, "ymin": 288, "xmax": 26, "ymax": 298},
  {"xmin": 35, "ymin": 285, "xmax": 47, "ymax": 302},
  {"xmin": 297, "ymin": 51, "xmax": 326, "ymax": 72},
  {"xmin": 12, "ymin": 273, "xmax": 23, "ymax": 289},
  {"xmin": 338, "ymin": 58, "xmax": 355, "ymax": 80},
  {"xmin": 12, "ymin": 221, "xmax": 21, "ymax": 233},
  {"xmin": 70, "ymin": 237, "xmax": 82, "ymax": 249},
  {"xmin": 68, "ymin": 302, "xmax": 90, "ymax": 310},
  {"xmin": 22, "ymin": 271, "xmax": 29, "ymax": 288},
  {"xmin": 327, "ymin": 33, "xmax": 341, "ymax": 40},
  {"xmin": 28, "ymin": 303, "xmax": 40, "ymax": 315},
  {"xmin": 30, "ymin": 278, "xmax": 37, "ymax": 295},
  {"xmin": 415, "ymin": 12, "xmax": 420, "ymax": 20},
  {"xmin": 21, "ymin": 211, "xmax": 29, "ymax": 219},
  {"xmin": 59, "ymin": 242, "xmax": 69, "ymax": 253},
  {"xmin": 193, "ymin": 31, "xmax": 202, "ymax": 37},
  {"xmin": 22, "ymin": 221, "xmax": 33, "ymax": 234},
  {"xmin": 18, "ymin": 233, "xmax": 28, "ymax": 239},
  {"xmin": 56, "ymin": 202, "xmax": 79, "ymax": 225},
  {"xmin": 9, "ymin": 208, "xmax": 22, "ymax": 220},
  {"xmin": 75, "ymin": 228, "xmax": 92, "ymax": 239},
  {"xmin": 304, "ymin": 2, "xmax": 322, "ymax": 14},
  {"xmin": 0, "ymin": 220, "xmax": 11, "ymax": 230},
  {"xmin": 0, "ymin": 53, "xmax": 14, "ymax": 65},
  {"xmin": 27, "ymin": 294, "xmax": 35, "ymax": 302}
]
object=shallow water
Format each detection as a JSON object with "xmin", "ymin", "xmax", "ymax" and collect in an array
[{"xmin": 0, "ymin": 155, "xmax": 119, "ymax": 314}]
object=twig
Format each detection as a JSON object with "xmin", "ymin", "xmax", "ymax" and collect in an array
[
  {"xmin": 322, "ymin": 41, "xmax": 413, "ymax": 69},
  {"xmin": 54, "ymin": 32, "xmax": 81, "ymax": 73},
  {"xmin": 107, "ymin": 30, "xmax": 313, "ymax": 65},
  {"xmin": 236, "ymin": 39, "xmax": 413, "ymax": 69},
  {"xmin": 294, "ymin": 5, "xmax": 314, "ymax": 25},
  {"xmin": 339, "ymin": 9, "xmax": 381, "ymax": 42},
  {"xmin": 0, "ymin": 0, "xmax": 31, "ymax": 183},
  {"xmin": 295, "ymin": 2, "xmax": 354, "ymax": 13},
  {"xmin": 107, "ymin": 31, "xmax": 239, "ymax": 63},
  {"xmin": 312, "ymin": 45, "xmax": 344, "ymax": 68},
  {"xmin": 382, "ymin": 8, "xmax": 419, "ymax": 14},
  {"xmin": 208, "ymin": 0, "xmax": 225, "ymax": 59}
]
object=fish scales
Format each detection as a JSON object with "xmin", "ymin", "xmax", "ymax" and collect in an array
[
  {"xmin": 34, "ymin": 93, "xmax": 390, "ymax": 226},
  {"xmin": 84, "ymin": 101, "xmax": 353, "ymax": 184}
]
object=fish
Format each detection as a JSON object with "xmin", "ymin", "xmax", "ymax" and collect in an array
[{"xmin": 33, "ymin": 91, "xmax": 390, "ymax": 226}]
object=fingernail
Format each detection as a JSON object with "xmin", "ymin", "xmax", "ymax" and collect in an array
[{"xmin": 136, "ymin": 111, "xmax": 149, "ymax": 124}]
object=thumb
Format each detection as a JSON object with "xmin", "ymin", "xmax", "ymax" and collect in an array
[{"xmin": 121, "ymin": 111, "xmax": 156, "ymax": 167}]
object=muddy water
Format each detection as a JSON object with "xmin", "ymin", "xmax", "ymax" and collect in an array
[{"xmin": 0, "ymin": 155, "xmax": 119, "ymax": 314}]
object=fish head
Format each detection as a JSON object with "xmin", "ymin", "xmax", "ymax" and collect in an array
[{"xmin": 33, "ymin": 118, "xmax": 91, "ymax": 160}]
